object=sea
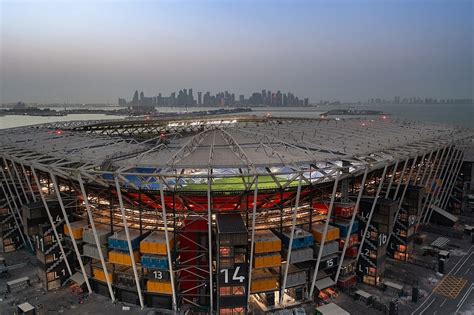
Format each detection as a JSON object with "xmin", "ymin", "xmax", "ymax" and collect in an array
[{"xmin": 0, "ymin": 103, "xmax": 472, "ymax": 130}]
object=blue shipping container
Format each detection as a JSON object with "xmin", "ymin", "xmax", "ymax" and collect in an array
[{"xmin": 141, "ymin": 255, "xmax": 169, "ymax": 270}]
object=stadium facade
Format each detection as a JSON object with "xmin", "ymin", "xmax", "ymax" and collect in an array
[{"xmin": 0, "ymin": 116, "xmax": 472, "ymax": 314}]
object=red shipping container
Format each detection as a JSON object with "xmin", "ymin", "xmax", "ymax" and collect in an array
[
  {"xmin": 344, "ymin": 246, "xmax": 358, "ymax": 258},
  {"xmin": 339, "ymin": 233, "xmax": 359, "ymax": 250},
  {"xmin": 337, "ymin": 275, "xmax": 357, "ymax": 288},
  {"xmin": 334, "ymin": 204, "xmax": 355, "ymax": 218}
]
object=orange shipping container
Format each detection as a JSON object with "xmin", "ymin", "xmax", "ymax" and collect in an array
[
  {"xmin": 147, "ymin": 280, "xmax": 173, "ymax": 294},
  {"xmin": 254, "ymin": 230, "xmax": 281, "ymax": 254},
  {"xmin": 311, "ymin": 223, "xmax": 340, "ymax": 243},
  {"xmin": 140, "ymin": 231, "xmax": 174, "ymax": 255},
  {"xmin": 93, "ymin": 266, "xmax": 113, "ymax": 283},
  {"xmin": 254, "ymin": 253, "xmax": 281, "ymax": 268},
  {"xmin": 108, "ymin": 250, "xmax": 140, "ymax": 266},
  {"xmin": 63, "ymin": 220, "xmax": 87, "ymax": 240}
]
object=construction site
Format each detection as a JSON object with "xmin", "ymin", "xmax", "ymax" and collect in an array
[{"xmin": 0, "ymin": 116, "xmax": 473, "ymax": 314}]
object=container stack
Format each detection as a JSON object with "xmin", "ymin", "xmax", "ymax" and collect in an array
[
  {"xmin": 215, "ymin": 214, "xmax": 248, "ymax": 314},
  {"xmin": 36, "ymin": 221, "xmax": 73, "ymax": 291},
  {"xmin": 387, "ymin": 185, "xmax": 424, "ymax": 262},
  {"xmin": 252, "ymin": 230, "xmax": 281, "ymax": 307},
  {"xmin": 106, "ymin": 229, "xmax": 144, "ymax": 305},
  {"xmin": 280, "ymin": 227, "xmax": 314, "ymax": 265},
  {"xmin": 332, "ymin": 202, "xmax": 359, "ymax": 288},
  {"xmin": 0, "ymin": 205, "xmax": 22, "ymax": 253},
  {"xmin": 108, "ymin": 229, "xmax": 142, "ymax": 266},
  {"xmin": 83, "ymin": 225, "xmax": 110, "ymax": 261},
  {"xmin": 311, "ymin": 223, "xmax": 340, "ymax": 274},
  {"xmin": 63, "ymin": 220, "xmax": 87, "ymax": 260},
  {"xmin": 140, "ymin": 231, "xmax": 174, "ymax": 308},
  {"xmin": 357, "ymin": 197, "xmax": 397, "ymax": 285}
]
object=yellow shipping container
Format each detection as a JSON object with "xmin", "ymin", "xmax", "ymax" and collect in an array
[
  {"xmin": 63, "ymin": 221, "xmax": 87, "ymax": 240},
  {"xmin": 311, "ymin": 224, "xmax": 339, "ymax": 243},
  {"xmin": 254, "ymin": 230, "xmax": 281, "ymax": 254},
  {"xmin": 254, "ymin": 253, "xmax": 281, "ymax": 268},
  {"xmin": 250, "ymin": 277, "xmax": 278, "ymax": 293},
  {"xmin": 93, "ymin": 266, "xmax": 113, "ymax": 283},
  {"xmin": 147, "ymin": 280, "xmax": 173, "ymax": 295},
  {"xmin": 108, "ymin": 250, "xmax": 140, "ymax": 266},
  {"xmin": 140, "ymin": 232, "xmax": 174, "ymax": 255}
]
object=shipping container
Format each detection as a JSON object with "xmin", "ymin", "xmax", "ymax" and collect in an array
[
  {"xmin": 279, "ymin": 263, "xmax": 306, "ymax": 288},
  {"xmin": 146, "ymin": 279, "xmax": 173, "ymax": 295},
  {"xmin": 330, "ymin": 219, "xmax": 359, "ymax": 237},
  {"xmin": 92, "ymin": 265, "xmax": 113, "ymax": 283},
  {"xmin": 145, "ymin": 293, "xmax": 173, "ymax": 309},
  {"xmin": 250, "ymin": 269, "xmax": 278, "ymax": 293},
  {"xmin": 311, "ymin": 223, "xmax": 340, "ymax": 243},
  {"xmin": 63, "ymin": 220, "xmax": 87, "ymax": 240},
  {"xmin": 344, "ymin": 246, "xmax": 358, "ymax": 258},
  {"xmin": 84, "ymin": 243, "xmax": 108, "ymax": 260},
  {"xmin": 334, "ymin": 202, "xmax": 355, "ymax": 218},
  {"xmin": 314, "ymin": 240, "xmax": 339, "ymax": 258},
  {"xmin": 216, "ymin": 213, "xmax": 248, "ymax": 246},
  {"xmin": 141, "ymin": 255, "xmax": 169, "ymax": 270},
  {"xmin": 83, "ymin": 225, "xmax": 111, "ymax": 245},
  {"xmin": 254, "ymin": 252, "xmax": 281, "ymax": 268},
  {"xmin": 254, "ymin": 230, "xmax": 281, "ymax": 254},
  {"xmin": 339, "ymin": 233, "xmax": 359, "ymax": 250},
  {"xmin": 284, "ymin": 247, "xmax": 313, "ymax": 264},
  {"xmin": 108, "ymin": 229, "xmax": 142, "ymax": 251},
  {"xmin": 140, "ymin": 231, "xmax": 174, "ymax": 255},
  {"xmin": 108, "ymin": 250, "xmax": 140, "ymax": 266},
  {"xmin": 144, "ymin": 268, "xmax": 171, "ymax": 281},
  {"xmin": 280, "ymin": 227, "xmax": 314, "ymax": 249},
  {"xmin": 337, "ymin": 274, "xmax": 357, "ymax": 288}
]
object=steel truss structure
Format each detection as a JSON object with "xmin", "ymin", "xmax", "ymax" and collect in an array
[{"xmin": 0, "ymin": 116, "xmax": 472, "ymax": 313}]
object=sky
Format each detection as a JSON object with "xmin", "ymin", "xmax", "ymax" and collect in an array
[{"xmin": 0, "ymin": 0, "xmax": 473, "ymax": 104}]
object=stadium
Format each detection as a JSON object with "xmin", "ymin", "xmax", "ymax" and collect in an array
[{"xmin": 0, "ymin": 116, "xmax": 472, "ymax": 314}]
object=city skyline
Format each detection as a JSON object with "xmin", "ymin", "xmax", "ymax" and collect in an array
[{"xmin": 1, "ymin": 0, "xmax": 472, "ymax": 104}]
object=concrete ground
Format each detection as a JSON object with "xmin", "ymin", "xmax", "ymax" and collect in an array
[
  {"xmin": 1, "ymin": 225, "xmax": 472, "ymax": 315},
  {"xmin": 0, "ymin": 250, "xmax": 151, "ymax": 315}
]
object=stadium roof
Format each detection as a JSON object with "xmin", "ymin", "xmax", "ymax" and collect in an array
[{"xmin": 0, "ymin": 116, "xmax": 472, "ymax": 183}]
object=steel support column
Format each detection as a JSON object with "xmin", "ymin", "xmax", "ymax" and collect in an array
[
  {"xmin": 356, "ymin": 165, "xmax": 389, "ymax": 261},
  {"xmin": 309, "ymin": 170, "xmax": 341, "ymax": 299},
  {"xmin": 0, "ymin": 179, "xmax": 28, "ymax": 249},
  {"xmin": 247, "ymin": 176, "xmax": 259, "ymax": 309},
  {"xmin": 21, "ymin": 163, "xmax": 37, "ymax": 202},
  {"xmin": 437, "ymin": 148, "xmax": 462, "ymax": 210},
  {"xmin": 0, "ymin": 163, "xmax": 33, "ymax": 250},
  {"xmin": 280, "ymin": 174, "xmax": 303, "ymax": 305},
  {"xmin": 418, "ymin": 151, "xmax": 433, "ymax": 186},
  {"xmin": 3, "ymin": 158, "xmax": 28, "ymax": 206},
  {"xmin": 386, "ymin": 156, "xmax": 418, "ymax": 247},
  {"xmin": 441, "ymin": 149, "xmax": 465, "ymax": 210},
  {"xmin": 335, "ymin": 167, "xmax": 368, "ymax": 283},
  {"xmin": 393, "ymin": 159, "xmax": 409, "ymax": 200},
  {"xmin": 159, "ymin": 177, "xmax": 177, "ymax": 312},
  {"xmin": 51, "ymin": 172, "xmax": 92, "ymax": 293},
  {"xmin": 77, "ymin": 173, "xmax": 116, "ymax": 302},
  {"xmin": 12, "ymin": 162, "xmax": 30, "ymax": 204},
  {"xmin": 422, "ymin": 146, "xmax": 452, "ymax": 223},
  {"xmin": 385, "ymin": 160, "xmax": 399, "ymax": 199},
  {"xmin": 206, "ymin": 174, "xmax": 214, "ymax": 314},
  {"xmin": 32, "ymin": 167, "xmax": 72, "ymax": 275},
  {"xmin": 426, "ymin": 146, "xmax": 458, "ymax": 223},
  {"xmin": 418, "ymin": 147, "xmax": 447, "ymax": 225},
  {"xmin": 113, "ymin": 175, "xmax": 144, "ymax": 309}
]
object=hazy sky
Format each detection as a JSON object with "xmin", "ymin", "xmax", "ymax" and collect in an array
[{"xmin": 1, "ymin": 0, "xmax": 472, "ymax": 103}]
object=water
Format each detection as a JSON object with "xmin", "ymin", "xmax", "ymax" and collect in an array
[{"xmin": 0, "ymin": 104, "xmax": 472, "ymax": 129}]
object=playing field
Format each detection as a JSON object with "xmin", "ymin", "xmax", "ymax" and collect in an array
[{"xmin": 180, "ymin": 175, "xmax": 300, "ymax": 191}]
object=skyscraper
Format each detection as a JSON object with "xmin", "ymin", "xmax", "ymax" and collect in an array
[
  {"xmin": 198, "ymin": 92, "xmax": 202, "ymax": 105},
  {"xmin": 132, "ymin": 90, "xmax": 139, "ymax": 103}
]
